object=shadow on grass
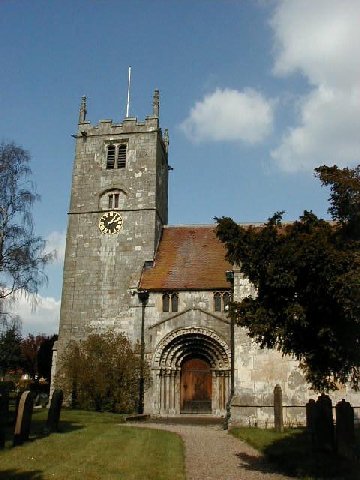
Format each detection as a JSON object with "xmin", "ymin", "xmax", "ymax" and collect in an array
[
  {"xmin": 0, "ymin": 470, "xmax": 44, "ymax": 480},
  {"xmin": 236, "ymin": 429, "xmax": 359, "ymax": 479},
  {"xmin": 234, "ymin": 451, "xmax": 284, "ymax": 476},
  {"xmin": 2, "ymin": 418, "xmax": 84, "ymax": 449},
  {"xmin": 30, "ymin": 418, "xmax": 84, "ymax": 436}
]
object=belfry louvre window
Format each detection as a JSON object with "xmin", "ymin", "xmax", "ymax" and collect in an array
[
  {"xmin": 117, "ymin": 144, "xmax": 127, "ymax": 168},
  {"xmin": 106, "ymin": 144, "xmax": 127, "ymax": 169},
  {"xmin": 162, "ymin": 292, "xmax": 179, "ymax": 313},
  {"xmin": 106, "ymin": 145, "xmax": 116, "ymax": 169}
]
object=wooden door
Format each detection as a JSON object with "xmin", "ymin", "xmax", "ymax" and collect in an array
[{"xmin": 181, "ymin": 358, "xmax": 212, "ymax": 413}]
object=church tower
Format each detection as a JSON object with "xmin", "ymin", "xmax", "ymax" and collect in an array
[{"xmin": 57, "ymin": 90, "xmax": 169, "ymax": 348}]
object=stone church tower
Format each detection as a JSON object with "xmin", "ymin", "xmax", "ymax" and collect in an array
[{"xmin": 57, "ymin": 90, "xmax": 168, "ymax": 347}]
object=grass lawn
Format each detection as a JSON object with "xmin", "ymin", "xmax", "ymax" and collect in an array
[
  {"xmin": 231, "ymin": 426, "xmax": 360, "ymax": 480},
  {"xmin": 0, "ymin": 409, "xmax": 185, "ymax": 480}
]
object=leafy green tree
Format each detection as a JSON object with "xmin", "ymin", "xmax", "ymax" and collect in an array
[
  {"xmin": 216, "ymin": 165, "xmax": 360, "ymax": 392},
  {"xmin": 0, "ymin": 142, "xmax": 54, "ymax": 301},
  {"xmin": 57, "ymin": 331, "xmax": 148, "ymax": 413}
]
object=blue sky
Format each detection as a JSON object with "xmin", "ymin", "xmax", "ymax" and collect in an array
[{"xmin": 1, "ymin": 0, "xmax": 359, "ymax": 335}]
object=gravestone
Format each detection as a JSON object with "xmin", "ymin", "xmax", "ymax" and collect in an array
[
  {"xmin": 273, "ymin": 384, "xmax": 283, "ymax": 432},
  {"xmin": 13, "ymin": 390, "xmax": 34, "ymax": 446},
  {"xmin": 313, "ymin": 394, "xmax": 335, "ymax": 452},
  {"xmin": 14, "ymin": 391, "xmax": 22, "ymax": 422},
  {"xmin": 336, "ymin": 399, "xmax": 355, "ymax": 459},
  {"xmin": 46, "ymin": 389, "xmax": 63, "ymax": 433},
  {"xmin": 0, "ymin": 391, "xmax": 9, "ymax": 448},
  {"xmin": 306, "ymin": 398, "xmax": 316, "ymax": 434}
]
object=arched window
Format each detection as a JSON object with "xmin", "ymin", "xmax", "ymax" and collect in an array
[
  {"xmin": 213, "ymin": 291, "xmax": 231, "ymax": 312},
  {"xmin": 162, "ymin": 294, "xmax": 170, "ymax": 312},
  {"xmin": 214, "ymin": 293, "xmax": 222, "ymax": 312},
  {"xmin": 223, "ymin": 292, "xmax": 231, "ymax": 311},
  {"xmin": 162, "ymin": 292, "xmax": 179, "ymax": 313},
  {"xmin": 171, "ymin": 293, "xmax": 178, "ymax": 313}
]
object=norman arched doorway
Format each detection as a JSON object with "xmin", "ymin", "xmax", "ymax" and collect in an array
[
  {"xmin": 181, "ymin": 358, "xmax": 212, "ymax": 413},
  {"xmin": 152, "ymin": 327, "xmax": 230, "ymax": 416}
]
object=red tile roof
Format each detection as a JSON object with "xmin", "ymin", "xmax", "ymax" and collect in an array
[{"xmin": 139, "ymin": 225, "xmax": 233, "ymax": 291}]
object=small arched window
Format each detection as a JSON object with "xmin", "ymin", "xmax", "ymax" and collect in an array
[
  {"xmin": 214, "ymin": 293, "xmax": 222, "ymax": 312},
  {"xmin": 223, "ymin": 292, "xmax": 231, "ymax": 311},
  {"xmin": 214, "ymin": 291, "xmax": 231, "ymax": 312},
  {"xmin": 162, "ymin": 292, "xmax": 179, "ymax": 313},
  {"xmin": 162, "ymin": 294, "xmax": 170, "ymax": 312},
  {"xmin": 171, "ymin": 293, "xmax": 178, "ymax": 313}
]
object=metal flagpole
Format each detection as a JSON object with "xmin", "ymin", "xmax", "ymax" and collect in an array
[{"xmin": 126, "ymin": 66, "xmax": 131, "ymax": 118}]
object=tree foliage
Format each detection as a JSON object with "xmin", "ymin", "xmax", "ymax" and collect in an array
[
  {"xmin": 216, "ymin": 165, "xmax": 360, "ymax": 392},
  {"xmin": 20, "ymin": 334, "xmax": 50, "ymax": 379},
  {"xmin": 0, "ymin": 142, "xmax": 54, "ymax": 301},
  {"xmin": 57, "ymin": 331, "xmax": 148, "ymax": 413},
  {"xmin": 0, "ymin": 314, "xmax": 22, "ymax": 378},
  {"xmin": 37, "ymin": 334, "xmax": 57, "ymax": 381}
]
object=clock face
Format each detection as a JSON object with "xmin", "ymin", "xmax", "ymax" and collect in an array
[{"xmin": 99, "ymin": 211, "xmax": 123, "ymax": 234}]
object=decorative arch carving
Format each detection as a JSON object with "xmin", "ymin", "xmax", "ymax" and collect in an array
[{"xmin": 152, "ymin": 326, "xmax": 230, "ymax": 370}]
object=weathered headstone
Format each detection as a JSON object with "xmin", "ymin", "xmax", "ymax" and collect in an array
[
  {"xmin": 13, "ymin": 390, "xmax": 34, "ymax": 446},
  {"xmin": 273, "ymin": 384, "xmax": 283, "ymax": 432},
  {"xmin": 0, "ymin": 391, "xmax": 9, "ymax": 448},
  {"xmin": 313, "ymin": 394, "xmax": 335, "ymax": 452},
  {"xmin": 306, "ymin": 398, "xmax": 316, "ymax": 435},
  {"xmin": 46, "ymin": 389, "xmax": 63, "ymax": 433},
  {"xmin": 14, "ymin": 391, "xmax": 22, "ymax": 423},
  {"xmin": 336, "ymin": 399, "xmax": 355, "ymax": 459}
]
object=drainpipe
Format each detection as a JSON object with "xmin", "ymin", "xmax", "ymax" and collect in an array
[
  {"xmin": 137, "ymin": 290, "xmax": 149, "ymax": 414},
  {"xmin": 224, "ymin": 270, "xmax": 235, "ymax": 429}
]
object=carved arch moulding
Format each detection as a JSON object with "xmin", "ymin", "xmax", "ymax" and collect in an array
[{"xmin": 152, "ymin": 326, "xmax": 231, "ymax": 370}]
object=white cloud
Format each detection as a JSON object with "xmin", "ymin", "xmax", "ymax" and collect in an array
[
  {"xmin": 181, "ymin": 88, "xmax": 274, "ymax": 144},
  {"xmin": 270, "ymin": 0, "xmax": 360, "ymax": 171},
  {"xmin": 5, "ymin": 294, "xmax": 60, "ymax": 336},
  {"xmin": 45, "ymin": 230, "xmax": 66, "ymax": 264}
]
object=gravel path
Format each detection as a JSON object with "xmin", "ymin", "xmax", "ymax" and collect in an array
[{"xmin": 125, "ymin": 419, "xmax": 293, "ymax": 480}]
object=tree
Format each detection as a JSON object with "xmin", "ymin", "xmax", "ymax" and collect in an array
[
  {"xmin": 0, "ymin": 314, "xmax": 22, "ymax": 378},
  {"xmin": 37, "ymin": 334, "xmax": 58, "ymax": 381},
  {"xmin": 0, "ymin": 142, "xmax": 54, "ymax": 302},
  {"xmin": 20, "ymin": 334, "xmax": 48, "ymax": 379},
  {"xmin": 57, "ymin": 331, "xmax": 148, "ymax": 413},
  {"xmin": 216, "ymin": 165, "xmax": 360, "ymax": 392}
]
